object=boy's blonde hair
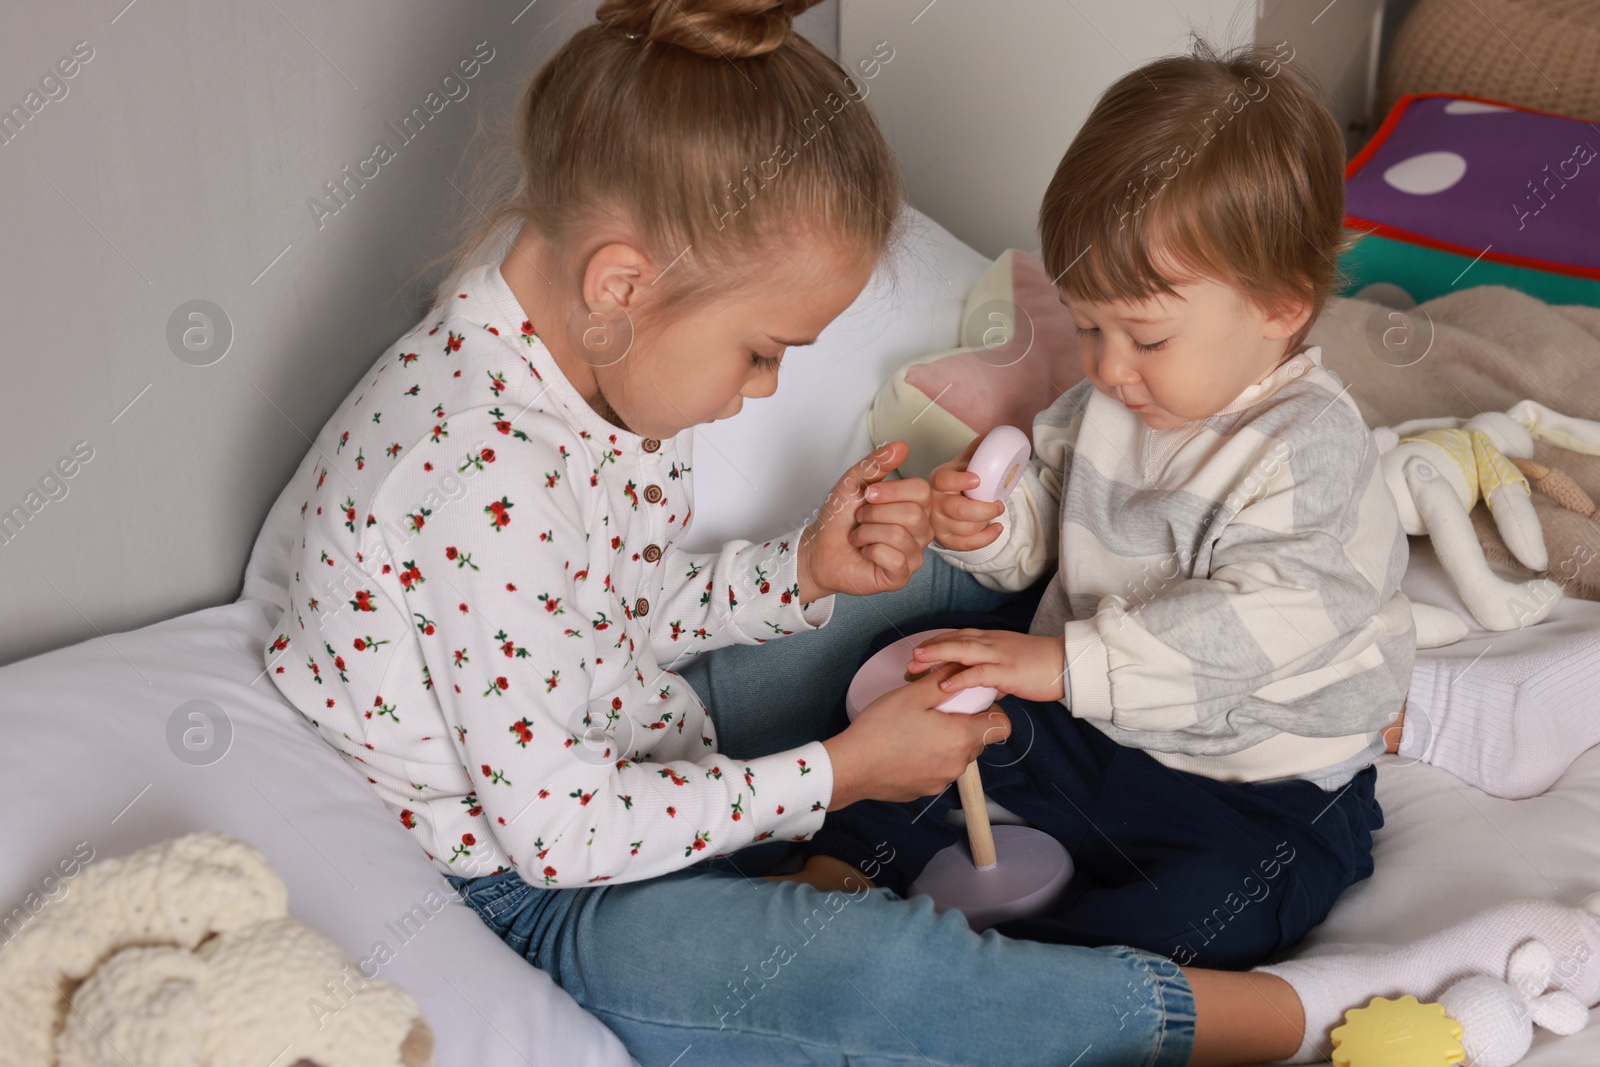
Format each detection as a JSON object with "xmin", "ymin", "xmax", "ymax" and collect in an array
[
  {"xmin": 423, "ymin": 0, "xmax": 904, "ymax": 330},
  {"xmin": 1039, "ymin": 41, "xmax": 1346, "ymax": 353}
]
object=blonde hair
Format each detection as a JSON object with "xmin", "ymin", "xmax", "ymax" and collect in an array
[
  {"xmin": 416, "ymin": 0, "xmax": 904, "ymax": 331},
  {"xmin": 1038, "ymin": 40, "xmax": 1348, "ymax": 353}
]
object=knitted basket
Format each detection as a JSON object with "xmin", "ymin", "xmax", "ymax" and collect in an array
[{"xmin": 1381, "ymin": 0, "xmax": 1600, "ymax": 120}]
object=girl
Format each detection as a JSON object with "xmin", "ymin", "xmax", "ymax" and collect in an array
[{"xmin": 264, "ymin": 2, "xmax": 1600, "ymax": 1064}]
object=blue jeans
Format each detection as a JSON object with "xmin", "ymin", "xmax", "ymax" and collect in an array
[{"xmin": 444, "ymin": 551, "xmax": 1198, "ymax": 1066}]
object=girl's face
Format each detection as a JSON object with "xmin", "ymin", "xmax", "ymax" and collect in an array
[
  {"xmin": 1063, "ymin": 275, "xmax": 1309, "ymax": 432},
  {"xmin": 559, "ymin": 235, "xmax": 876, "ymax": 440}
]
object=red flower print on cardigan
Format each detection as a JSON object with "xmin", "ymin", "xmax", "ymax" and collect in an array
[
  {"xmin": 487, "ymin": 407, "xmax": 532, "ymax": 441},
  {"xmin": 449, "ymin": 832, "xmax": 476, "ymax": 864},
  {"xmin": 485, "ymin": 497, "xmax": 513, "ymax": 530},
  {"xmin": 494, "ymin": 630, "xmax": 529, "ymax": 658},
  {"xmin": 323, "ymin": 643, "xmax": 349, "ymax": 683}
]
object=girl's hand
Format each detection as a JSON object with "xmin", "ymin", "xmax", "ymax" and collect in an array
[
  {"xmin": 929, "ymin": 436, "xmax": 1006, "ymax": 551},
  {"xmin": 797, "ymin": 441, "xmax": 933, "ymax": 602},
  {"xmin": 909, "ymin": 628, "xmax": 1066, "ymax": 702},
  {"xmin": 822, "ymin": 669, "xmax": 1011, "ymax": 807}
]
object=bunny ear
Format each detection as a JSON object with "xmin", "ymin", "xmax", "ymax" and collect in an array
[
  {"xmin": 1528, "ymin": 989, "xmax": 1591, "ymax": 1036},
  {"xmin": 1507, "ymin": 940, "xmax": 1557, "ymax": 1000},
  {"xmin": 1504, "ymin": 939, "xmax": 1596, "ymax": 1036}
]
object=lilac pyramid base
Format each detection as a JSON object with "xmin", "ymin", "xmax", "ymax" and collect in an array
[{"xmin": 908, "ymin": 824, "xmax": 1073, "ymax": 932}]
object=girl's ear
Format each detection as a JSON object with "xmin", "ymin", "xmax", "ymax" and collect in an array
[{"xmin": 582, "ymin": 241, "xmax": 651, "ymax": 313}]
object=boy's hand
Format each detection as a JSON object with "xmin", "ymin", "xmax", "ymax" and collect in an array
[
  {"xmin": 909, "ymin": 628, "xmax": 1066, "ymax": 703},
  {"xmin": 797, "ymin": 441, "xmax": 933, "ymax": 602},
  {"xmin": 930, "ymin": 436, "xmax": 1007, "ymax": 552}
]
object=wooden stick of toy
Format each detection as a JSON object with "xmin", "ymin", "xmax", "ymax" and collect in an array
[
  {"xmin": 956, "ymin": 761, "xmax": 997, "ymax": 870},
  {"xmin": 949, "ymin": 424, "xmax": 1032, "ymax": 874}
]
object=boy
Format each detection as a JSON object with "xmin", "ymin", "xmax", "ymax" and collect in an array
[{"xmin": 782, "ymin": 42, "xmax": 1414, "ymax": 970}]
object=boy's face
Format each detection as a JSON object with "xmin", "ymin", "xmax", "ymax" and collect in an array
[{"xmin": 1062, "ymin": 276, "xmax": 1307, "ymax": 431}]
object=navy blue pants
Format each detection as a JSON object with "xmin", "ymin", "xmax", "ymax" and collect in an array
[{"xmin": 800, "ymin": 601, "xmax": 1385, "ymax": 971}]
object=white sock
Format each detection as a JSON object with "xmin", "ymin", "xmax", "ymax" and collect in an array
[
  {"xmin": 1400, "ymin": 628, "xmax": 1600, "ymax": 799},
  {"xmin": 1253, "ymin": 898, "xmax": 1600, "ymax": 1064}
]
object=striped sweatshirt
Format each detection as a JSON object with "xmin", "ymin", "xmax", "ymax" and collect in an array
[{"xmin": 933, "ymin": 345, "xmax": 1415, "ymax": 789}]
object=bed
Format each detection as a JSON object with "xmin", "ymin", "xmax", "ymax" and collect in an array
[{"xmin": 4, "ymin": 206, "xmax": 1599, "ymax": 1067}]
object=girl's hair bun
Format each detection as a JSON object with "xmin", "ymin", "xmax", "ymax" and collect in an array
[{"xmin": 595, "ymin": 0, "xmax": 822, "ymax": 60}]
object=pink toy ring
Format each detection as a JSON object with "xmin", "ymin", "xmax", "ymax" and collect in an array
[
  {"xmin": 964, "ymin": 425, "xmax": 1031, "ymax": 503},
  {"xmin": 844, "ymin": 628, "xmax": 999, "ymax": 721},
  {"xmin": 844, "ymin": 629, "xmax": 1074, "ymax": 930}
]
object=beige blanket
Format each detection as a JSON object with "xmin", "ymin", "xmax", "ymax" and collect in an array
[{"xmin": 1310, "ymin": 286, "xmax": 1600, "ymax": 602}]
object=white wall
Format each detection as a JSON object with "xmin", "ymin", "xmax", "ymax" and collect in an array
[
  {"xmin": 841, "ymin": 0, "xmax": 1385, "ymax": 259},
  {"xmin": 1257, "ymin": 0, "xmax": 1387, "ymax": 153},
  {"xmin": 0, "ymin": 1, "xmax": 838, "ymax": 667}
]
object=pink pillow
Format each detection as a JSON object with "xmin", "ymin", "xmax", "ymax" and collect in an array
[{"xmin": 869, "ymin": 249, "xmax": 1085, "ymax": 480}]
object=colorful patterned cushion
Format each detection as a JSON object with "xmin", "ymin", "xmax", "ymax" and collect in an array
[{"xmin": 1341, "ymin": 93, "xmax": 1600, "ymax": 306}]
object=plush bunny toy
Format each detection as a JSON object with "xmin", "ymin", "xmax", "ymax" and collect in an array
[
  {"xmin": 1375, "ymin": 410, "xmax": 1557, "ymax": 645},
  {"xmin": 1437, "ymin": 934, "xmax": 1597, "ymax": 1067},
  {"xmin": 1373, "ymin": 400, "xmax": 1600, "ymax": 647}
]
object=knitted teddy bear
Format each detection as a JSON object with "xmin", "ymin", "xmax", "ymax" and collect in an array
[
  {"xmin": 1373, "ymin": 400, "xmax": 1600, "ymax": 646},
  {"xmin": 0, "ymin": 832, "xmax": 434, "ymax": 1067}
]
